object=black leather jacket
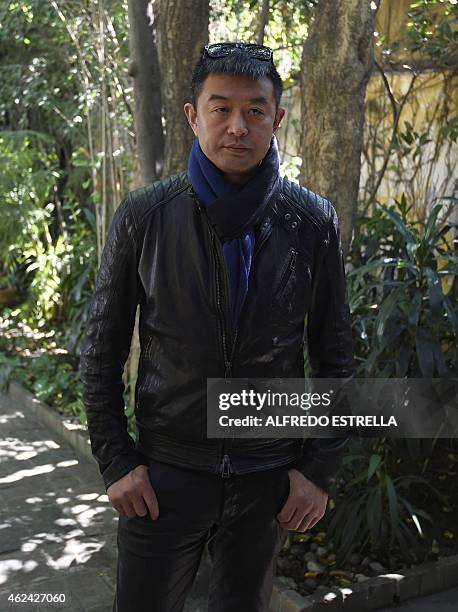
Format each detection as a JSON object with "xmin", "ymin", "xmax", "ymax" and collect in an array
[{"xmin": 79, "ymin": 171, "xmax": 355, "ymax": 494}]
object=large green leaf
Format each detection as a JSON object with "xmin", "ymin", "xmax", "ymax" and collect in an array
[
  {"xmin": 408, "ymin": 291, "xmax": 422, "ymax": 327},
  {"xmin": 367, "ymin": 454, "xmax": 382, "ymax": 481},
  {"xmin": 400, "ymin": 496, "xmax": 432, "ymax": 536},
  {"xmin": 397, "ymin": 343, "xmax": 412, "ymax": 377},
  {"xmin": 423, "ymin": 203, "xmax": 444, "ymax": 247},
  {"xmin": 382, "ymin": 206, "xmax": 416, "ymax": 244},
  {"xmin": 394, "ymin": 474, "xmax": 441, "ymax": 498},
  {"xmin": 376, "ymin": 286, "xmax": 407, "ymax": 339},
  {"xmin": 425, "ymin": 267, "xmax": 444, "ymax": 317},
  {"xmin": 442, "ymin": 293, "xmax": 458, "ymax": 337},
  {"xmin": 347, "ymin": 257, "xmax": 406, "ymax": 277},
  {"xmin": 385, "ymin": 474, "xmax": 400, "ymax": 541},
  {"xmin": 339, "ymin": 495, "xmax": 368, "ymax": 561},
  {"xmin": 415, "ymin": 330, "xmax": 435, "ymax": 377},
  {"xmin": 425, "ymin": 268, "xmax": 458, "ymax": 336},
  {"xmin": 364, "ymin": 338, "xmax": 391, "ymax": 374},
  {"xmin": 431, "ymin": 339, "xmax": 450, "ymax": 377},
  {"xmin": 366, "ymin": 486, "xmax": 382, "ymax": 544}
]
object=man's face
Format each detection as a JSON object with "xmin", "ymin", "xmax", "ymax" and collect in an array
[{"xmin": 184, "ymin": 73, "xmax": 285, "ymax": 185}]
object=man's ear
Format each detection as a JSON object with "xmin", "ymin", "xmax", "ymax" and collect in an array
[
  {"xmin": 184, "ymin": 102, "xmax": 198, "ymax": 136},
  {"xmin": 273, "ymin": 106, "xmax": 286, "ymax": 133}
]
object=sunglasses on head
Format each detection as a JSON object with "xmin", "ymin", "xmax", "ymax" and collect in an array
[{"xmin": 203, "ymin": 42, "xmax": 273, "ymax": 62}]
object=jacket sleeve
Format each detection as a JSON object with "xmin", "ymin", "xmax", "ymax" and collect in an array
[
  {"xmin": 291, "ymin": 202, "xmax": 355, "ymax": 495},
  {"xmin": 79, "ymin": 194, "xmax": 149, "ymax": 492}
]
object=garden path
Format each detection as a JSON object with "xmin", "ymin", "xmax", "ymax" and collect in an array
[{"xmin": 0, "ymin": 391, "xmax": 209, "ymax": 612}]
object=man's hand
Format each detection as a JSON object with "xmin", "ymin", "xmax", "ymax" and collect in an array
[
  {"xmin": 107, "ymin": 465, "xmax": 159, "ymax": 520},
  {"xmin": 276, "ymin": 468, "xmax": 328, "ymax": 532}
]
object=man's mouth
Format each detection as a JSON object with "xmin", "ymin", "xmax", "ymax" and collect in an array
[{"xmin": 224, "ymin": 145, "xmax": 250, "ymax": 153}]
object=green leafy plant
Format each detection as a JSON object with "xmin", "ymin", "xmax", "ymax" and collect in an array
[
  {"xmin": 327, "ymin": 194, "xmax": 457, "ymax": 565},
  {"xmin": 348, "ymin": 195, "xmax": 457, "ymax": 377},
  {"xmin": 327, "ymin": 438, "xmax": 444, "ymax": 566},
  {"xmin": 0, "ymin": 311, "xmax": 85, "ymax": 421}
]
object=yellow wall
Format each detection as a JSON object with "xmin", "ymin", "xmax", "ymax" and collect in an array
[{"xmin": 277, "ymin": 0, "xmax": 457, "ymax": 221}]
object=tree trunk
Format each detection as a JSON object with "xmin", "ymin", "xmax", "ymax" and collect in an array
[
  {"xmin": 256, "ymin": 0, "xmax": 270, "ymax": 45},
  {"xmin": 156, "ymin": 0, "xmax": 209, "ymax": 176},
  {"xmin": 127, "ymin": 0, "xmax": 164, "ymax": 185},
  {"xmin": 126, "ymin": 0, "xmax": 165, "ymax": 413},
  {"xmin": 299, "ymin": 0, "xmax": 376, "ymax": 254}
]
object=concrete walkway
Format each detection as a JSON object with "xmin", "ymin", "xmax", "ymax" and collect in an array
[{"xmin": 0, "ymin": 391, "xmax": 208, "ymax": 612}]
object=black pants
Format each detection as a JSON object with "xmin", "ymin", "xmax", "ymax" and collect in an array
[{"xmin": 112, "ymin": 459, "xmax": 291, "ymax": 612}]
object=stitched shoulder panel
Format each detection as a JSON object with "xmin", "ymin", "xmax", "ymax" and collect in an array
[
  {"xmin": 127, "ymin": 170, "xmax": 190, "ymax": 226},
  {"xmin": 280, "ymin": 176, "xmax": 334, "ymax": 233}
]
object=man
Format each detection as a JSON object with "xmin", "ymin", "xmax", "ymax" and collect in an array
[{"xmin": 80, "ymin": 42, "xmax": 355, "ymax": 612}]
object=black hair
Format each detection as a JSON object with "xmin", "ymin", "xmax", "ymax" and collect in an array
[{"xmin": 190, "ymin": 45, "xmax": 283, "ymax": 109}]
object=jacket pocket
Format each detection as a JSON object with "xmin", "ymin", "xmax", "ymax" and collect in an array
[
  {"xmin": 136, "ymin": 335, "xmax": 153, "ymax": 403},
  {"xmin": 271, "ymin": 248, "xmax": 311, "ymax": 318},
  {"xmin": 275, "ymin": 247, "xmax": 297, "ymax": 300}
]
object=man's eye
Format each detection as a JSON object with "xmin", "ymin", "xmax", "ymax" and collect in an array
[
  {"xmin": 213, "ymin": 107, "xmax": 227, "ymax": 113},
  {"xmin": 250, "ymin": 108, "xmax": 264, "ymax": 115}
]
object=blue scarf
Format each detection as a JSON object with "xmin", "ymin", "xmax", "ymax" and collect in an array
[{"xmin": 188, "ymin": 137, "xmax": 280, "ymax": 323}]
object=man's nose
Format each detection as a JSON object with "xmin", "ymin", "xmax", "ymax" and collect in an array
[{"xmin": 227, "ymin": 112, "xmax": 248, "ymax": 137}]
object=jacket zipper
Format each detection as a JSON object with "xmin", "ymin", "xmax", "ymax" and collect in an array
[
  {"xmin": 219, "ymin": 453, "xmax": 232, "ymax": 477},
  {"xmin": 219, "ymin": 217, "xmax": 276, "ymax": 478},
  {"xmin": 276, "ymin": 247, "xmax": 298, "ymax": 297},
  {"xmin": 191, "ymin": 191, "xmax": 234, "ymax": 477},
  {"xmin": 210, "ymin": 228, "xmax": 235, "ymax": 478},
  {"xmin": 191, "ymin": 189, "xmax": 276, "ymax": 479},
  {"xmin": 209, "ymin": 230, "xmax": 233, "ymax": 377},
  {"xmin": 210, "ymin": 229, "xmax": 234, "ymax": 478}
]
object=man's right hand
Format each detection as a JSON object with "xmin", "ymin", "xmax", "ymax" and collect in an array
[{"xmin": 107, "ymin": 464, "xmax": 159, "ymax": 520}]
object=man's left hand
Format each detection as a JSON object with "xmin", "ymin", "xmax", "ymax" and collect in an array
[{"xmin": 276, "ymin": 468, "xmax": 328, "ymax": 532}]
